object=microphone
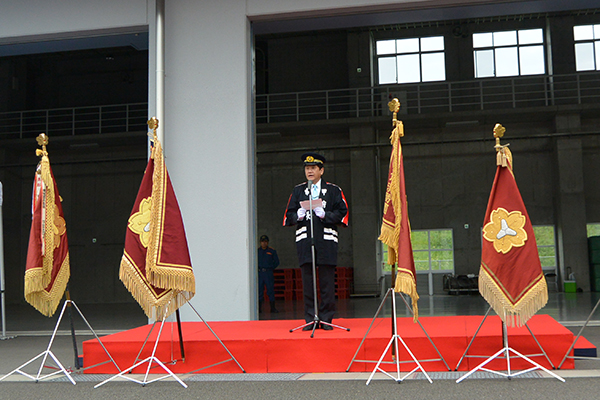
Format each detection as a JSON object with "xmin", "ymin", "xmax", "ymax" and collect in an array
[{"xmin": 308, "ymin": 179, "xmax": 313, "ymax": 189}]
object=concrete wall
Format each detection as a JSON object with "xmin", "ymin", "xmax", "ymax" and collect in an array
[{"xmin": 163, "ymin": 1, "xmax": 254, "ymax": 321}]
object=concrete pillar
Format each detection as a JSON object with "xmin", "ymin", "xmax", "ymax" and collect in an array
[
  {"xmin": 555, "ymin": 114, "xmax": 589, "ymax": 291},
  {"xmin": 349, "ymin": 125, "xmax": 380, "ymax": 294}
]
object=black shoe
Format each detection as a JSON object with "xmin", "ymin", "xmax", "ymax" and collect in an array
[
  {"xmin": 270, "ymin": 301, "xmax": 279, "ymax": 313},
  {"xmin": 321, "ymin": 323, "xmax": 333, "ymax": 331},
  {"xmin": 302, "ymin": 324, "xmax": 314, "ymax": 331}
]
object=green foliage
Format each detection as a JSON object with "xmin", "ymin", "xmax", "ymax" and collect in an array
[
  {"xmin": 533, "ymin": 226, "xmax": 556, "ymax": 269},
  {"xmin": 587, "ymin": 223, "xmax": 600, "ymax": 238},
  {"xmin": 533, "ymin": 226, "xmax": 554, "ymax": 246}
]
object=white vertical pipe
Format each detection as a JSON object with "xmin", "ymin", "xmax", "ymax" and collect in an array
[{"xmin": 155, "ymin": 0, "xmax": 165, "ymax": 145}]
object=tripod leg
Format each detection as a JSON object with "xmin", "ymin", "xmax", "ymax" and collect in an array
[
  {"xmin": 65, "ymin": 293, "xmax": 80, "ymax": 369},
  {"xmin": 455, "ymin": 306, "xmax": 492, "ymax": 370},
  {"xmin": 558, "ymin": 295, "xmax": 600, "ymax": 369}
]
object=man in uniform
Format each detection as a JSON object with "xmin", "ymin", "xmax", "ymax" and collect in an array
[
  {"xmin": 258, "ymin": 234, "xmax": 280, "ymax": 313},
  {"xmin": 283, "ymin": 152, "xmax": 348, "ymax": 330}
]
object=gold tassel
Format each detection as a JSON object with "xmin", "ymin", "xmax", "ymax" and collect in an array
[
  {"xmin": 394, "ymin": 271, "xmax": 419, "ymax": 322},
  {"xmin": 378, "ymin": 131, "xmax": 402, "ymax": 262}
]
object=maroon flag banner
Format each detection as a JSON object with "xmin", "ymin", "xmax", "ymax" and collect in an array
[
  {"xmin": 479, "ymin": 125, "xmax": 547, "ymax": 327},
  {"xmin": 378, "ymin": 99, "xmax": 419, "ymax": 321},
  {"xmin": 25, "ymin": 134, "xmax": 70, "ymax": 317},
  {"xmin": 119, "ymin": 123, "xmax": 195, "ymax": 320}
]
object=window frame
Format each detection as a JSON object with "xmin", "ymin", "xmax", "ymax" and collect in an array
[
  {"xmin": 375, "ymin": 35, "xmax": 446, "ymax": 85},
  {"xmin": 573, "ymin": 24, "xmax": 600, "ymax": 72},
  {"xmin": 381, "ymin": 228, "xmax": 455, "ymax": 275},
  {"xmin": 532, "ymin": 225, "xmax": 557, "ymax": 272},
  {"xmin": 473, "ymin": 28, "xmax": 546, "ymax": 78}
]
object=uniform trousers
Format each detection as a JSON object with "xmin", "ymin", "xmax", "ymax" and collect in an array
[
  {"xmin": 300, "ymin": 263, "xmax": 336, "ymax": 323},
  {"xmin": 258, "ymin": 269, "xmax": 275, "ymax": 302}
]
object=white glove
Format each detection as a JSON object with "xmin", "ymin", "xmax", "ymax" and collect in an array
[
  {"xmin": 314, "ymin": 206, "xmax": 325, "ymax": 219},
  {"xmin": 297, "ymin": 208, "xmax": 307, "ymax": 221}
]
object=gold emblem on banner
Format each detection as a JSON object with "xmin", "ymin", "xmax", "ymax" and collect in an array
[
  {"xmin": 53, "ymin": 203, "xmax": 66, "ymax": 248},
  {"xmin": 128, "ymin": 197, "xmax": 152, "ymax": 248},
  {"xmin": 482, "ymin": 207, "xmax": 527, "ymax": 254}
]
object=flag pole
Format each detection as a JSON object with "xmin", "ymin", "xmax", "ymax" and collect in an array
[
  {"xmin": 175, "ymin": 309, "xmax": 185, "ymax": 361},
  {"xmin": 388, "ymin": 99, "xmax": 400, "ymax": 359},
  {"xmin": 149, "ymin": 117, "xmax": 187, "ymax": 363},
  {"xmin": 390, "ymin": 262, "xmax": 396, "ymax": 359}
]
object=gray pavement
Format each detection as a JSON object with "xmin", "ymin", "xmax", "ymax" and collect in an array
[
  {"xmin": 2, "ymin": 293, "xmax": 600, "ymax": 398},
  {"xmin": 1, "ymin": 374, "xmax": 600, "ymax": 400}
]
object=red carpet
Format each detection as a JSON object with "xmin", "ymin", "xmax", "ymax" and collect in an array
[{"xmin": 82, "ymin": 314, "xmax": 583, "ymax": 374}]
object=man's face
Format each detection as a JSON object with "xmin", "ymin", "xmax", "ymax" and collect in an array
[
  {"xmin": 260, "ymin": 240, "xmax": 268, "ymax": 249},
  {"xmin": 304, "ymin": 165, "xmax": 324, "ymax": 183}
]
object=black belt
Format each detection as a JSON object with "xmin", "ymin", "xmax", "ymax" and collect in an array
[{"xmin": 259, "ymin": 268, "xmax": 271, "ymax": 272}]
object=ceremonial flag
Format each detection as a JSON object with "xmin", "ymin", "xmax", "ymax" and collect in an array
[
  {"xmin": 25, "ymin": 134, "xmax": 70, "ymax": 317},
  {"xmin": 479, "ymin": 125, "xmax": 547, "ymax": 327},
  {"xmin": 378, "ymin": 100, "xmax": 419, "ymax": 321},
  {"xmin": 119, "ymin": 126, "xmax": 195, "ymax": 320}
]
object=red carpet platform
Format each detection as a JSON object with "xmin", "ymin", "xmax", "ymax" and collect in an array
[{"xmin": 82, "ymin": 314, "xmax": 586, "ymax": 374}]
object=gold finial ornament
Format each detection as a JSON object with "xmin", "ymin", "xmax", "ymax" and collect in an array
[
  {"xmin": 147, "ymin": 117, "xmax": 159, "ymax": 141},
  {"xmin": 36, "ymin": 133, "xmax": 49, "ymax": 147},
  {"xmin": 493, "ymin": 123, "xmax": 506, "ymax": 139},
  {"xmin": 493, "ymin": 123, "xmax": 511, "ymax": 167},
  {"xmin": 388, "ymin": 98, "xmax": 400, "ymax": 114},
  {"xmin": 388, "ymin": 98, "xmax": 404, "ymax": 140},
  {"xmin": 35, "ymin": 133, "xmax": 49, "ymax": 157},
  {"xmin": 148, "ymin": 117, "xmax": 159, "ymax": 131}
]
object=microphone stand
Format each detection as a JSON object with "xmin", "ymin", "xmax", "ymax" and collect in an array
[{"xmin": 290, "ymin": 180, "xmax": 350, "ymax": 337}]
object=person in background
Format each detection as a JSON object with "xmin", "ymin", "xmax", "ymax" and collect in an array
[{"xmin": 258, "ymin": 234, "xmax": 280, "ymax": 313}]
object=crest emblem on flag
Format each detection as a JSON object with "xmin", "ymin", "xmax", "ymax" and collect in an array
[{"xmin": 483, "ymin": 208, "xmax": 528, "ymax": 254}]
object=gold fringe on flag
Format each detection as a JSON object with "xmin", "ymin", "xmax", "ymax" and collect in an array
[
  {"xmin": 119, "ymin": 255, "xmax": 193, "ymax": 320},
  {"xmin": 395, "ymin": 270, "xmax": 419, "ymax": 321},
  {"xmin": 144, "ymin": 126, "xmax": 196, "ymax": 294},
  {"xmin": 25, "ymin": 255, "xmax": 70, "ymax": 317},
  {"xmin": 378, "ymin": 125, "xmax": 402, "ymax": 266},
  {"xmin": 38, "ymin": 151, "xmax": 56, "ymax": 289},
  {"xmin": 479, "ymin": 268, "xmax": 548, "ymax": 327}
]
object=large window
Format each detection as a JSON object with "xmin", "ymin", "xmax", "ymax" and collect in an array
[
  {"xmin": 574, "ymin": 24, "xmax": 600, "ymax": 71},
  {"xmin": 381, "ymin": 229, "xmax": 454, "ymax": 295},
  {"xmin": 376, "ymin": 36, "xmax": 446, "ymax": 84},
  {"xmin": 533, "ymin": 225, "xmax": 557, "ymax": 271},
  {"xmin": 473, "ymin": 28, "xmax": 545, "ymax": 78},
  {"xmin": 411, "ymin": 229, "xmax": 454, "ymax": 273},
  {"xmin": 381, "ymin": 229, "xmax": 454, "ymax": 273}
]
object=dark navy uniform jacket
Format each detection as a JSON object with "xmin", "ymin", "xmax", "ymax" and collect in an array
[
  {"xmin": 283, "ymin": 181, "xmax": 349, "ymax": 266},
  {"xmin": 258, "ymin": 247, "xmax": 280, "ymax": 270}
]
